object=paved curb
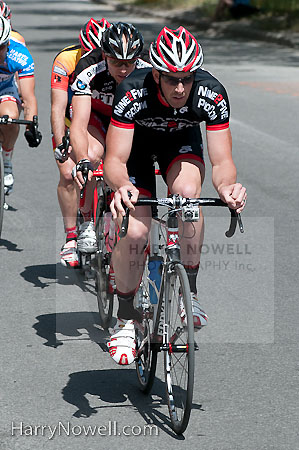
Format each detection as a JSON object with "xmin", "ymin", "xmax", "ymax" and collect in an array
[{"xmin": 94, "ymin": 0, "xmax": 299, "ymax": 49}]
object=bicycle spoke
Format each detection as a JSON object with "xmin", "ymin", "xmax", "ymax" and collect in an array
[{"xmin": 135, "ymin": 254, "xmax": 158, "ymax": 394}]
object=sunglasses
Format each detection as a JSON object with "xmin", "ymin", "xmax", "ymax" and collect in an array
[
  {"xmin": 161, "ymin": 74, "xmax": 194, "ymax": 86},
  {"xmin": 107, "ymin": 57, "xmax": 137, "ymax": 68}
]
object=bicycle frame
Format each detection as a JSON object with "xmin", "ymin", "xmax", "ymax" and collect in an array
[{"xmin": 131, "ymin": 194, "xmax": 243, "ymax": 338}]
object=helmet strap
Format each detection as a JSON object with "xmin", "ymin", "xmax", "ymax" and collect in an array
[{"xmin": 158, "ymin": 72, "xmax": 170, "ymax": 107}]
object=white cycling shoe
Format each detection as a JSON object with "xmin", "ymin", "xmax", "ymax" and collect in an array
[
  {"xmin": 60, "ymin": 239, "xmax": 80, "ymax": 268},
  {"xmin": 77, "ymin": 220, "xmax": 97, "ymax": 253},
  {"xmin": 179, "ymin": 292, "xmax": 208, "ymax": 330},
  {"xmin": 107, "ymin": 319, "xmax": 137, "ymax": 365},
  {"xmin": 4, "ymin": 162, "xmax": 14, "ymax": 195}
]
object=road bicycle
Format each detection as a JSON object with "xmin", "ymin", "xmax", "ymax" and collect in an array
[
  {"xmin": 119, "ymin": 194, "xmax": 244, "ymax": 434},
  {"xmin": 0, "ymin": 115, "xmax": 40, "ymax": 239}
]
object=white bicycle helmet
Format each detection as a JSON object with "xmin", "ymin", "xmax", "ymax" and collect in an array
[
  {"xmin": 0, "ymin": 1, "xmax": 11, "ymax": 21},
  {"xmin": 79, "ymin": 18, "xmax": 111, "ymax": 51},
  {"xmin": 0, "ymin": 15, "xmax": 10, "ymax": 45},
  {"xmin": 149, "ymin": 26, "xmax": 203, "ymax": 73}
]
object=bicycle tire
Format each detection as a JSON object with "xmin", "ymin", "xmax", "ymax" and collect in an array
[
  {"xmin": 135, "ymin": 256, "xmax": 158, "ymax": 393},
  {"xmin": 0, "ymin": 151, "xmax": 4, "ymax": 239},
  {"xmin": 94, "ymin": 183, "xmax": 114, "ymax": 329},
  {"xmin": 163, "ymin": 262, "xmax": 195, "ymax": 434}
]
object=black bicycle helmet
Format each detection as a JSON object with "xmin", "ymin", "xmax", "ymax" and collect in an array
[{"xmin": 101, "ymin": 22, "xmax": 144, "ymax": 59}]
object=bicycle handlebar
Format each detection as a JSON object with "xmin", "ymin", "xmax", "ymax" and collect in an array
[
  {"xmin": 0, "ymin": 115, "xmax": 38, "ymax": 126},
  {"xmin": 119, "ymin": 195, "xmax": 244, "ymax": 239}
]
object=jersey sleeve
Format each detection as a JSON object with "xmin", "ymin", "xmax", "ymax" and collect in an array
[
  {"xmin": 110, "ymin": 80, "xmax": 145, "ymax": 130},
  {"xmin": 51, "ymin": 55, "xmax": 71, "ymax": 91},
  {"xmin": 70, "ymin": 55, "xmax": 93, "ymax": 96},
  {"xmin": 11, "ymin": 45, "xmax": 35, "ymax": 78},
  {"xmin": 195, "ymin": 79, "xmax": 230, "ymax": 131}
]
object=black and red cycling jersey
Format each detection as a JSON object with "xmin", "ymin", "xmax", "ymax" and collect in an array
[
  {"xmin": 71, "ymin": 48, "xmax": 151, "ymax": 121},
  {"xmin": 110, "ymin": 68, "xmax": 230, "ymax": 133}
]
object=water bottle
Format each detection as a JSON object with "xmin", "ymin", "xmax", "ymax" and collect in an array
[{"xmin": 148, "ymin": 256, "xmax": 163, "ymax": 304}]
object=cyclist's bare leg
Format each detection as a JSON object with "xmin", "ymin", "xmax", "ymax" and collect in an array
[
  {"xmin": 56, "ymin": 157, "xmax": 78, "ymax": 230},
  {"xmin": 112, "ymin": 204, "xmax": 152, "ymax": 294},
  {"xmin": 166, "ymin": 158, "xmax": 205, "ymax": 267},
  {"xmin": 166, "ymin": 158, "xmax": 208, "ymax": 326},
  {"xmin": 79, "ymin": 125, "xmax": 104, "ymax": 219},
  {"xmin": 0, "ymin": 101, "xmax": 21, "ymax": 151}
]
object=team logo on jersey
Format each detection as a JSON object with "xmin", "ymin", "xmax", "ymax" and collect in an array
[
  {"xmin": 77, "ymin": 80, "xmax": 87, "ymax": 90},
  {"xmin": 179, "ymin": 145, "xmax": 193, "ymax": 154},
  {"xmin": 179, "ymin": 106, "xmax": 188, "ymax": 114},
  {"xmin": 53, "ymin": 65, "xmax": 67, "ymax": 76}
]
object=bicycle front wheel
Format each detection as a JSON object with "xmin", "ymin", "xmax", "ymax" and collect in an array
[
  {"xmin": 0, "ymin": 152, "xmax": 4, "ymax": 239},
  {"xmin": 163, "ymin": 263, "xmax": 195, "ymax": 435}
]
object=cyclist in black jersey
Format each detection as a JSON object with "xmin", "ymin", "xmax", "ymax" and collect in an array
[
  {"xmin": 102, "ymin": 26, "xmax": 247, "ymax": 365},
  {"xmin": 70, "ymin": 22, "xmax": 150, "ymax": 254}
]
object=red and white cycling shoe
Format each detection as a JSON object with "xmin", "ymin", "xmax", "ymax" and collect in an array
[
  {"xmin": 107, "ymin": 319, "xmax": 137, "ymax": 365},
  {"xmin": 60, "ymin": 239, "xmax": 80, "ymax": 268}
]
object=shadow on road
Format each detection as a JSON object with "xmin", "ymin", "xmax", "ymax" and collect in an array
[
  {"xmin": 62, "ymin": 369, "xmax": 203, "ymax": 438},
  {"xmin": 20, "ymin": 263, "xmax": 95, "ymax": 292},
  {"xmin": 0, "ymin": 237, "xmax": 23, "ymax": 252},
  {"xmin": 33, "ymin": 311, "xmax": 110, "ymax": 350}
]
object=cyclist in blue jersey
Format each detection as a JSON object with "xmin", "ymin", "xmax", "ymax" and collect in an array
[{"xmin": 0, "ymin": 15, "xmax": 41, "ymax": 194}]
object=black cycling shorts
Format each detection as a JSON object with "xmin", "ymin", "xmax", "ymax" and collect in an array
[{"xmin": 126, "ymin": 125, "xmax": 204, "ymax": 197}]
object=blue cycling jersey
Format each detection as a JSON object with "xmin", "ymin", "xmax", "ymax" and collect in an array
[{"xmin": 0, "ymin": 40, "xmax": 34, "ymax": 91}]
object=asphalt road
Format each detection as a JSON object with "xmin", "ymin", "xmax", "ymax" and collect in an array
[{"xmin": 1, "ymin": 1, "xmax": 299, "ymax": 449}]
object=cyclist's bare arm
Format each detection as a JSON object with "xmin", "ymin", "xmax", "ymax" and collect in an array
[
  {"xmin": 19, "ymin": 76, "xmax": 38, "ymax": 121},
  {"xmin": 51, "ymin": 88, "xmax": 69, "ymax": 147},
  {"xmin": 104, "ymin": 124, "xmax": 138, "ymax": 217},
  {"xmin": 207, "ymin": 127, "xmax": 246, "ymax": 212},
  {"xmin": 70, "ymin": 95, "xmax": 91, "ymax": 160},
  {"xmin": 69, "ymin": 94, "xmax": 92, "ymax": 184}
]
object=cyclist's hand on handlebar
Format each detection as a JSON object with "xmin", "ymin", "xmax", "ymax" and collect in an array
[
  {"xmin": 54, "ymin": 130, "xmax": 71, "ymax": 163},
  {"xmin": 24, "ymin": 116, "xmax": 42, "ymax": 147},
  {"xmin": 72, "ymin": 158, "xmax": 94, "ymax": 189},
  {"xmin": 218, "ymin": 182, "xmax": 247, "ymax": 213},
  {"xmin": 110, "ymin": 185, "xmax": 139, "ymax": 219},
  {"xmin": 54, "ymin": 143, "xmax": 72, "ymax": 163}
]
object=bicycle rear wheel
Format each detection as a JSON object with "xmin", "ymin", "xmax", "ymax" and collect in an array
[
  {"xmin": 135, "ymin": 318, "xmax": 158, "ymax": 393},
  {"xmin": 163, "ymin": 262, "xmax": 195, "ymax": 434},
  {"xmin": 95, "ymin": 183, "xmax": 114, "ymax": 329},
  {"xmin": 0, "ymin": 151, "xmax": 4, "ymax": 239},
  {"xmin": 135, "ymin": 257, "xmax": 158, "ymax": 393}
]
